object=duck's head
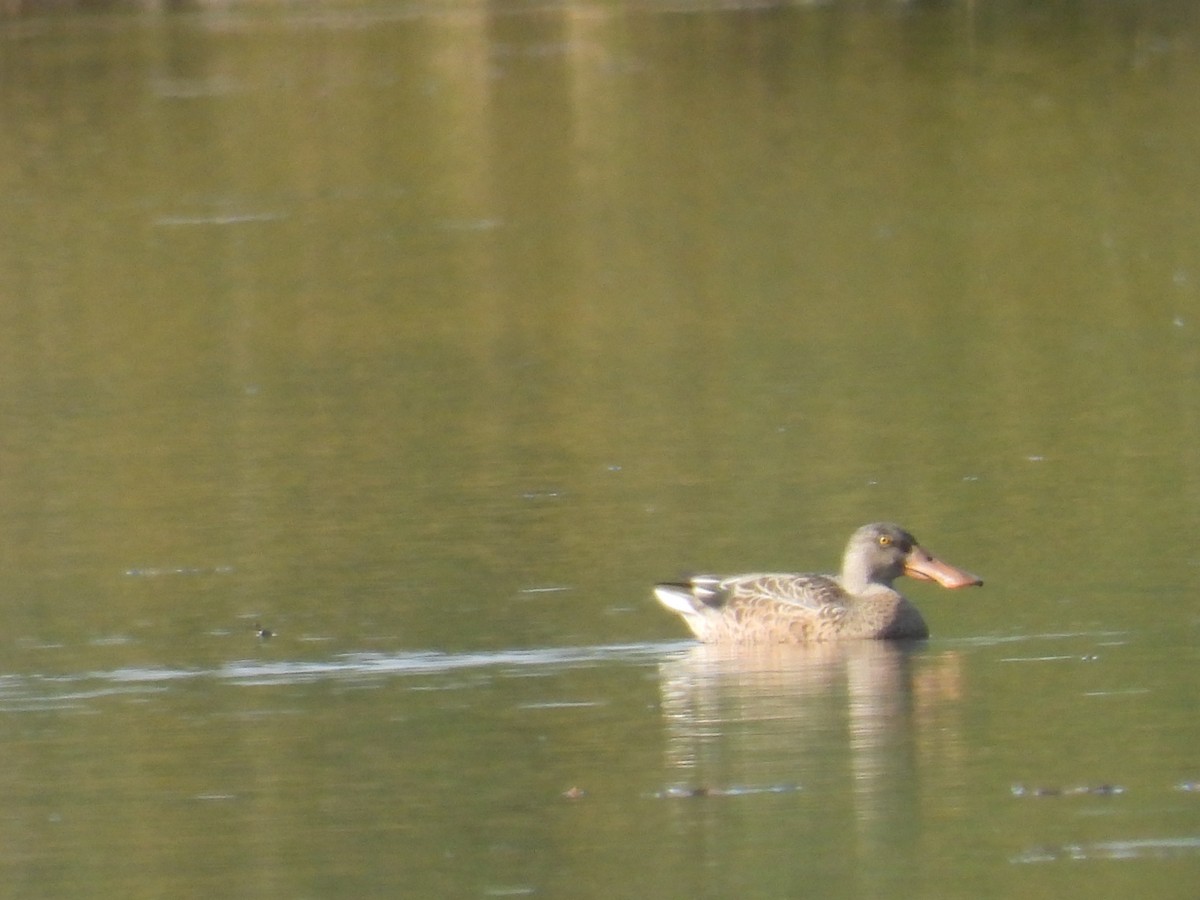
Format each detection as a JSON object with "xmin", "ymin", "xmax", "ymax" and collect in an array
[{"xmin": 843, "ymin": 522, "xmax": 983, "ymax": 592}]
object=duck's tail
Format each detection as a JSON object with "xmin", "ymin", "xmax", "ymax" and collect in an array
[{"xmin": 654, "ymin": 582, "xmax": 701, "ymax": 616}]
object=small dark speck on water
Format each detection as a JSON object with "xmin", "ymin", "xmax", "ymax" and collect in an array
[{"xmin": 255, "ymin": 622, "xmax": 274, "ymax": 640}]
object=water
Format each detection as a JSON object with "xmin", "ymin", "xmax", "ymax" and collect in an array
[{"xmin": 1, "ymin": 0, "xmax": 1200, "ymax": 896}]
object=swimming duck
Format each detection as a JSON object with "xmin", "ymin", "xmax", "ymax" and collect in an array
[{"xmin": 654, "ymin": 522, "xmax": 982, "ymax": 643}]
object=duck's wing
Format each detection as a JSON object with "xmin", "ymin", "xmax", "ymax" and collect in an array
[
  {"xmin": 654, "ymin": 572, "xmax": 852, "ymax": 642},
  {"xmin": 652, "ymin": 573, "xmax": 849, "ymax": 619},
  {"xmin": 715, "ymin": 572, "xmax": 850, "ymax": 614}
]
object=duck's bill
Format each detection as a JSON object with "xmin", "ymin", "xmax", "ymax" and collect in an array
[{"xmin": 904, "ymin": 548, "xmax": 983, "ymax": 589}]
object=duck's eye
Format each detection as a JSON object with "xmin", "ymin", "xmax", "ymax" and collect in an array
[{"xmin": 878, "ymin": 534, "xmax": 892, "ymax": 547}]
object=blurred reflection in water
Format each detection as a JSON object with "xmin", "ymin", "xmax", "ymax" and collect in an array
[{"xmin": 658, "ymin": 641, "xmax": 967, "ymax": 865}]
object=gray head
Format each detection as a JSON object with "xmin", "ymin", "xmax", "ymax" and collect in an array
[{"xmin": 841, "ymin": 523, "xmax": 982, "ymax": 592}]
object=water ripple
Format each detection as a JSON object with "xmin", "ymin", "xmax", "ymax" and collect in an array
[
  {"xmin": 1013, "ymin": 836, "xmax": 1200, "ymax": 863},
  {"xmin": 0, "ymin": 642, "xmax": 690, "ymax": 708}
]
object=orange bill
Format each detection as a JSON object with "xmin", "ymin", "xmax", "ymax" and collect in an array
[{"xmin": 904, "ymin": 546, "xmax": 983, "ymax": 589}]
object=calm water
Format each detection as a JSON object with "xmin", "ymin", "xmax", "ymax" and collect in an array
[{"xmin": 2, "ymin": 0, "xmax": 1199, "ymax": 896}]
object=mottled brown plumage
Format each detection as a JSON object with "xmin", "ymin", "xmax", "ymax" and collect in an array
[{"xmin": 655, "ymin": 523, "xmax": 982, "ymax": 643}]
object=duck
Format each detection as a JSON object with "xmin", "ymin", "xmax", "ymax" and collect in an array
[{"xmin": 654, "ymin": 522, "xmax": 982, "ymax": 643}]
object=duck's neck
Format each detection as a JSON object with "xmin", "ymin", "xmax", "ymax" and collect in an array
[{"xmin": 841, "ymin": 554, "xmax": 894, "ymax": 595}]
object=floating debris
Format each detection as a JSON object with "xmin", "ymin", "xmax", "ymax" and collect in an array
[
  {"xmin": 655, "ymin": 783, "xmax": 800, "ymax": 799},
  {"xmin": 438, "ymin": 218, "xmax": 502, "ymax": 233},
  {"xmin": 481, "ymin": 886, "xmax": 536, "ymax": 897},
  {"xmin": 89, "ymin": 634, "xmax": 134, "ymax": 647},
  {"xmin": 154, "ymin": 212, "xmax": 281, "ymax": 227},
  {"xmin": 658, "ymin": 786, "xmax": 716, "ymax": 799},
  {"xmin": 1011, "ymin": 783, "xmax": 1125, "ymax": 798},
  {"xmin": 520, "ymin": 489, "xmax": 563, "ymax": 501},
  {"xmin": 125, "ymin": 565, "xmax": 234, "ymax": 578},
  {"xmin": 561, "ymin": 786, "xmax": 587, "ymax": 800}
]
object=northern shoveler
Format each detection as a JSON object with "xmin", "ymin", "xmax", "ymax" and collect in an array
[{"xmin": 654, "ymin": 522, "xmax": 982, "ymax": 643}]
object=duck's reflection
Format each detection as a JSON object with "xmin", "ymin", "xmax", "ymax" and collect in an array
[{"xmin": 658, "ymin": 641, "xmax": 965, "ymax": 846}]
